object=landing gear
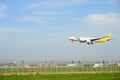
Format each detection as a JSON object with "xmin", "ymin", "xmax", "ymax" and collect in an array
[
  {"xmin": 87, "ymin": 42, "xmax": 94, "ymax": 45},
  {"xmin": 87, "ymin": 42, "xmax": 90, "ymax": 45},
  {"xmin": 91, "ymin": 42, "xmax": 94, "ymax": 45}
]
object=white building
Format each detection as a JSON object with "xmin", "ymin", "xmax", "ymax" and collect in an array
[
  {"xmin": 117, "ymin": 63, "xmax": 120, "ymax": 66},
  {"xmin": 67, "ymin": 64, "xmax": 78, "ymax": 67},
  {"xmin": 93, "ymin": 63, "xmax": 103, "ymax": 68}
]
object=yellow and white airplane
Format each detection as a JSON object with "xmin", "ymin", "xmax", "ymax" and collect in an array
[{"xmin": 69, "ymin": 33, "xmax": 112, "ymax": 45}]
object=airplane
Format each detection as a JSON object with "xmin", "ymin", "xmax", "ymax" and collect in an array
[{"xmin": 69, "ymin": 33, "xmax": 112, "ymax": 45}]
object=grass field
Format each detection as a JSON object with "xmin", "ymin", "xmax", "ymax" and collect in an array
[
  {"xmin": 0, "ymin": 66, "xmax": 120, "ymax": 80},
  {"xmin": 0, "ymin": 73, "xmax": 120, "ymax": 80}
]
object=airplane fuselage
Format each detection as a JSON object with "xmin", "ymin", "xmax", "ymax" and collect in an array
[{"xmin": 69, "ymin": 33, "xmax": 112, "ymax": 45}]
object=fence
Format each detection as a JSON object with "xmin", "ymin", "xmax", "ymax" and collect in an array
[{"xmin": 0, "ymin": 61, "xmax": 120, "ymax": 75}]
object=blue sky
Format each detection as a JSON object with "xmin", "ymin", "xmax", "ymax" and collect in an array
[{"xmin": 0, "ymin": 0, "xmax": 120, "ymax": 61}]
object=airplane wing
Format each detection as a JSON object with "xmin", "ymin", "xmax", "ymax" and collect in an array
[
  {"xmin": 85, "ymin": 38, "xmax": 102, "ymax": 45},
  {"xmin": 90, "ymin": 38, "xmax": 102, "ymax": 42},
  {"xmin": 78, "ymin": 37, "xmax": 103, "ymax": 45},
  {"xmin": 85, "ymin": 37, "xmax": 106, "ymax": 45}
]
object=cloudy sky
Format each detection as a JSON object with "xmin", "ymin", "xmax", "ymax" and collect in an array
[{"xmin": 0, "ymin": 0, "xmax": 120, "ymax": 61}]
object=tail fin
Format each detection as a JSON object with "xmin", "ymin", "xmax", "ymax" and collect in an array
[{"xmin": 106, "ymin": 33, "xmax": 112, "ymax": 37}]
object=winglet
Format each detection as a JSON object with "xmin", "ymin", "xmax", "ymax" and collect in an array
[{"xmin": 106, "ymin": 33, "xmax": 112, "ymax": 37}]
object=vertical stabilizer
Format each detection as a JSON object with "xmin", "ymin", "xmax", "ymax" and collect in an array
[{"xmin": 106, "ymin": 33, "xmax": 112, "ymax": 37}]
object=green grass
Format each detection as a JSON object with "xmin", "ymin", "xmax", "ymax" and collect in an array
[
  {"xmin": 0, "ymin": 66, "xmax": 120, "ymax": 80},
  {"xmin": 0, "ymin": 73, "xmax": 120, "ymax": 80}
]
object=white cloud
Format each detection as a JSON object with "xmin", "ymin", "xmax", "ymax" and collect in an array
[
  {"xmin": 34, "ymin": 11, "xmax": 64, "ymax": 15},
  {"xmin": 26, "ymin": 0, "xmax": 120, "ymax": 10},
  {"xmin": 0, "ymin": 3, "xmax": 6, "ymax": 9},
  {"xmin": 0, "ymin": 27, "xmax": 22, "ymax": 40},
  {"xmin": 0, "ymin": 3, "xmax": 7, "ymax": 18},
  {"xmin": 0, "ymin": 27, "xmax": 23, "ymax": 33},
  {"xmin": 0, "ymin": 12, "xmax": 6, "ymax": 18},
  {"xmin": 26, "ymin": 3, "xmax": 39, "ymax": 9},
  {"xmin": 106, "ymin": 0, "xmax": 120, "ymax": 6},
  {"xmin": 17, "ymin": 16, "xmax": 45, "ymax": 24},
  {"xmin": 81, "ymin": 13, "xmax": 120, "ymax": 27},
  {"xmin": 26, "ymin": 0, "xmax": 92, "ymax": 9},
  {"xmin": 24, "ymin": 0, "xmax": 94, "ymax": 24}
]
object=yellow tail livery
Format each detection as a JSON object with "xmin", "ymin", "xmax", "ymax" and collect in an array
[
  {"xmin": 94, "ymin": 33, "xmax": 112, "ymax": 43},
  {"xmin": 105, "ymin": 33, "xmax": 112, "ymax": 37}
]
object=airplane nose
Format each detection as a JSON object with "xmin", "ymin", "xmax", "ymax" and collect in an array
[{"xmin": 69, "ymin": 37, "xmax": 75, "ymax": 41}]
